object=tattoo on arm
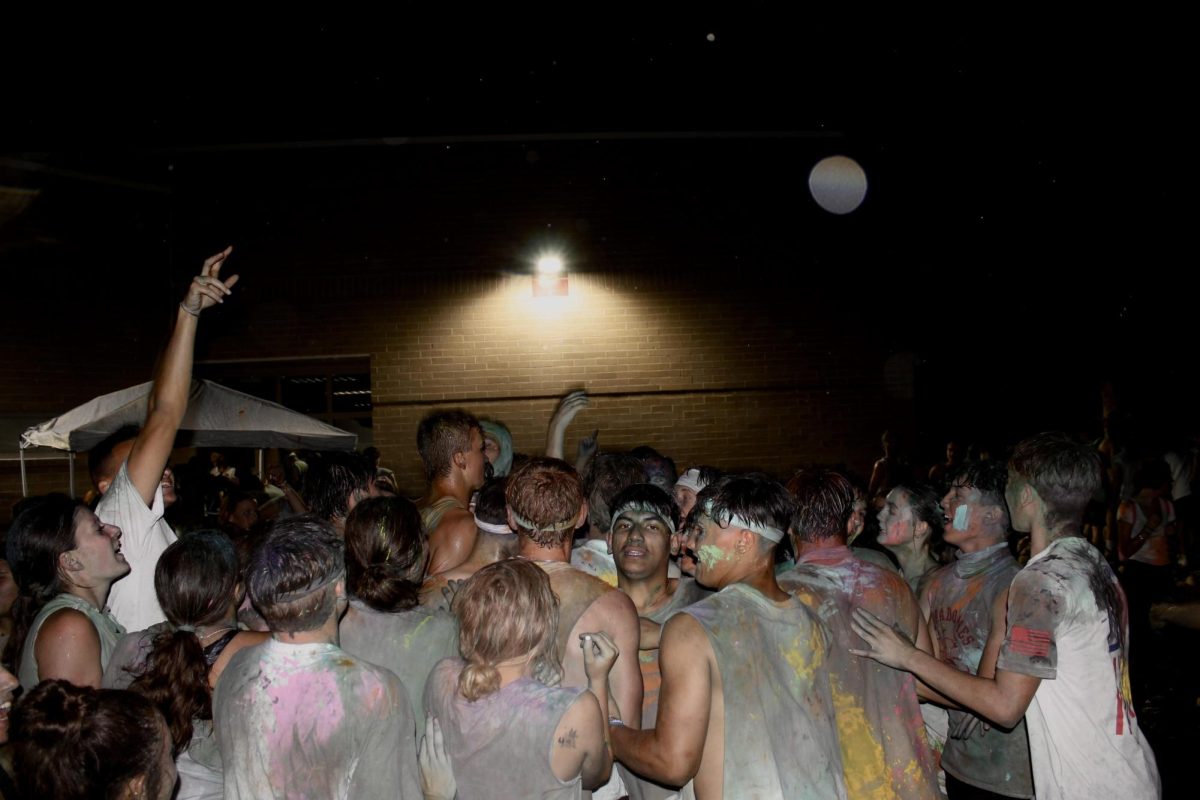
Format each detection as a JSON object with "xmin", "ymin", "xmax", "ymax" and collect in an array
[{"xmin": 557, "ymin": 729, "xmax": 578, "ymax": 749}]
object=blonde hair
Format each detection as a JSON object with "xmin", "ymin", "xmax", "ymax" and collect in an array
[{"xmin": 452, "ymin": 559, "xmax": 562, "ymax": 700}]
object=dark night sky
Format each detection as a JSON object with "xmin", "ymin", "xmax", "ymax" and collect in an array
[{"xmin": 2, "ymin": 12, "xmax": 1192, "ymax": 457}]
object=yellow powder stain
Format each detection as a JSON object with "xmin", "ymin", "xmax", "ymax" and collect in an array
[
  {"xmin": 785, "ymin": 628, "xmax": 825, "ymax": 683},
  {"xmin": 402, "ymin": 614, "xmax": 433, "ymax": 650},
  {"xmin": 831, "ymin": 684, "xmax": 896, "ymax": 800}
]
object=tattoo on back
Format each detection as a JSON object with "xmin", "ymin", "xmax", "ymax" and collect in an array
[{"xmin": 557, "ymin": 728, "xmax": 578, "ymax": 749}]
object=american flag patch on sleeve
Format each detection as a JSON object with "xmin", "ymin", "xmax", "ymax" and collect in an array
[{"xmin": 1009, "ymin": 626, "xmax": 1053, "ymax": 658}]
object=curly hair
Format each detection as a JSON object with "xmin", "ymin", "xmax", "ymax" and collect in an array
[{"xmin": 453, "ymin": 559, "xmax": 562, "ymax": 700}]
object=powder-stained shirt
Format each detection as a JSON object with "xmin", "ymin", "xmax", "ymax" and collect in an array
[
  {"xmin": 924, "ymin": 543, "xmax": 1033, "ymax": 798},
  {"xmin": 339, "ymin": 599, "xmax": 459, "ymax": 725},
  {"xmin": 214, "ymin": 639, "xmax": 421, "ymax": 800},
  {"xmin": 779, "ymin": 546, "xmax": 940, "ymax": 800},
  {"xmin": 996, "ymin": 536, "xmax": 1160, "ymax": 800},
  {"xmin": 677, "ymin": 582, "xmax": 846, "ymax": 800},
  {"xmin": 571, "ymin": 539, "xmax": 620, "ymax": 587},
  {"xmin": 424, "ymin": 658, "xmax": 586, "ymax": 800},
  {"xmin": 96, "ymin": 461, "xmax": 176, "ymax": 631}
]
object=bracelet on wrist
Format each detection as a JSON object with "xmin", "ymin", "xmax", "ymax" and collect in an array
[
  {"xmin": 608, "ymin": 717, "xmax": 625, "ymax": 728},
  {"xmin": 179, "ymin": 302, "xmax": 200, "ymax": 318}
]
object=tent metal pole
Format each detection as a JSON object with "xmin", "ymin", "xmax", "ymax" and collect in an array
[
  {"xmin": 19, "ymin": 447, "xmax": 28, "ymax": 497},
  {"xmin": 69, "ymin": 452, "xmax": 76, "ymax": 498}
]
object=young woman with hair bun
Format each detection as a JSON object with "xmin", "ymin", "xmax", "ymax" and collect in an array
[
  {"xmin": 424, "ymin": 558, "xmax": 619, "ymax": 798},
  {"xmin": 338, "ymin": 495, "xmax": 460, "ymax": 723}
]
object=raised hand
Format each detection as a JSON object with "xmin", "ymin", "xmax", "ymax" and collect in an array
[{"xmin": 181, "ymin": 246, "xmax": 238, "ymax": 316}]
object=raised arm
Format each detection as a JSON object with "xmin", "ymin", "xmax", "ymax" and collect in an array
[
  {"xmin": 545, "ymin": 390, "xmax": 589, "ymax": 460},
  {"xmin": 127, "ymin": 247, "xmax": 237, "ymax": 505}
]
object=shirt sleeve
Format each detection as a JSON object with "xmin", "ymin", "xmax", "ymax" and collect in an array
[
  {"xmin": 95, "ymin": 461, "xmax": 165, "ymax": 560},
  {"xmin": 996, "ymin": 568, "xmax": 1061, "ymax": 680}
]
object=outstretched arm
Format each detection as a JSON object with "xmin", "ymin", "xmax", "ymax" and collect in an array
[
  {"xmin": 850, "ymin": 607, "xmax": 1039, "ymax": 728},
  {"xmin": 546, "ymin": 390, "xmax": 589, "ymax": 459},
  {"xmin": 127, "ymin": 247, "xmax": 238, "ymax": 505}
]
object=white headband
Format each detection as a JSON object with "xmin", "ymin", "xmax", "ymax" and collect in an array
[
  {"xmin": 475, "ymin": 516, "xmax": 514, "ymax": 536},
  {"xmin": 703, "ymin": 500, "xmax": 786, "ymax": 544},
  {"xmin": 609, "ymin": 502, "xmax": 676, "ymax": 534},
  {"xmin": 675, "ymin": 468, "xmax": 705, "ymax": 494},
  {"xmin": 510, "ymin": 509, "xmax": 579, "ymax": 534}
]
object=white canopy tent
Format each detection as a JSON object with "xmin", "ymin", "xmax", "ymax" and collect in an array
[{"xmin": 17, "ymin": 379, "xmax": 357, "ymax": 497}]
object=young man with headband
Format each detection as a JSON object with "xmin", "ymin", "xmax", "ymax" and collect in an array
[
  {"xmin": 611, "ymin": 473, "xmax": 845, "ymax": 799},
  {"xmin": 609, "ymin": 483, "xmax": 710, "ymax": 800}
]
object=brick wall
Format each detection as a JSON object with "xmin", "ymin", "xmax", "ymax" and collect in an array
[{"xmin": 1, "ymin": 263, "xmax": 913, "ymax": 528}]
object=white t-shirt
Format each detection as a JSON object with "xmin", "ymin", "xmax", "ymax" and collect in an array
[
  {"xmin": 1119, "ymin": 498, "xmax": 1175, "ymax": 566},
  {"xmin": 1163, "ymin": 452, "xmax": 1192, "ymax": 501},
  {"xmin": 95, "ymin": 461, "xmax": 177, "ymax": 631},
  {"xmin": 997, "ymin": 536, "xmax": 1159, "ymax": 800}
]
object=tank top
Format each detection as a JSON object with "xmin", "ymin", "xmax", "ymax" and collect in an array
[{"xmin": 19, "ymin": 593, "xmax": 125, "ymax": 690}]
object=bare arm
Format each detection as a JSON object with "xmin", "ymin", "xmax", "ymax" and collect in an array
[
  {"xmin": 34, "ymin": 609, "xmax": 103, "ymax": 688},
  {"xmin": 610, "ymin": 614, "xmax": 710, "ymax": 787},
  {"xmin": 850, "ymin": 607, "xmax": 1040, "ymax": 728},
  {"xmin": 639, "ymin": 617, "xmax": 663, "ymax": 651},
  {"xmin": 545, "ymin": 390, "xmax": 589, "ymax": 460},
  {"xmin": 1116, "ymin": 503, "xmax": 1141, "ymax": 561},
  {"xmin": 551, "ymin": 691, "xmax": 611, "ymax": 789},
  {"xmin": 128, "ymin": 248, "xmax": 237, "ymax": 506}
]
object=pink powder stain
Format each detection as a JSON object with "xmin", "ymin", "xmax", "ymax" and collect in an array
[{"xmin": 266, "ymin": 669, "xmax": 347, "ymax": 748}]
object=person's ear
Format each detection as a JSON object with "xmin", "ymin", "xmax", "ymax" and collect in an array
[
  {"xmin": 669, "ymin": 531, "xmax": 683, "ymax": 556},
  {"xmin": 452, "ymin": 450, "xmax": 468, "ymax": 471},
  {"xmin": 59, "ymin": 551, "xmax": 83, "ymax": 573},
  {"xmin": 734, "ymin": 529, "xmax": 754, "ymax": 555},
  {"xmin": 507, "ymin": 508, "xmax": 520, "ymax": 532},
  {"xmin": 606, "ymin": 530, "xmax": 614, "ymax": 555},
  {"xmin": 123, "ymin": 772, "xmax": 146, "ymax": 800},
  {"xmin": 576, "ymin": 502, "xmax": 590, "ymax": 531},
  {"xmin": 97, "ymin": 477, "xmax": 112, "ymax": 495},
  {"xmin": 914, "ymin": 519, "xmax": 930, "ymax": 541}
]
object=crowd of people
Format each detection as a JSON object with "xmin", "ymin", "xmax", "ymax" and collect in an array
[{"xmin": 0, "ymin": 250, "xmax": 1188, "ymax": 800}]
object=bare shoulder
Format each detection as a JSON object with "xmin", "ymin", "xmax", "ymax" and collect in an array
[
  {"xmin": 38, "ymin": 607, "xmax": 99, "ymax": 642},
  {"xmin": 660, "ymin": 611, "xmax": 711, "ymax": 657}
]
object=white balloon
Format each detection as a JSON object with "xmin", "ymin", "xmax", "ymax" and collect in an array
[{"xmin": 808, "ymin": 155, "xmax": 868, "ymax": 215}]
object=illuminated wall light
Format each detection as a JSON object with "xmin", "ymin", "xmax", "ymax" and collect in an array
[{"xmin": 533, "ymin": 252, "xmax": 568, "ymax": 296}]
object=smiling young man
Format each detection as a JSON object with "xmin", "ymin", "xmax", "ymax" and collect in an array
[
  {"xmin": 852, "ymin": 433, "xmax": 1160, "ymax": 800},
  {"xmin": 610, "ymin": 473, "xmax": 845, "ymax": 800},
  {"xmin": 609, "ymin": 483, "xmax": 710, "ymax": 800},
  {"xmin": 919, "ymin": 460, "xmax": 1033, "ymax": 800},
  {"xmin": 91, "ymin": 247, "xmax": 237, "ymax": 632}
]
